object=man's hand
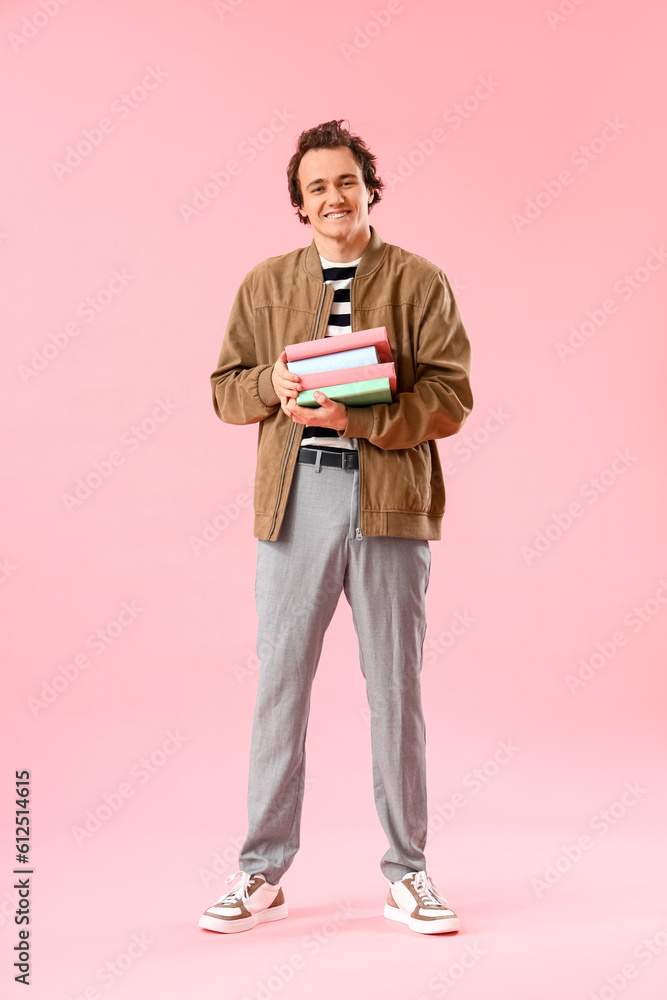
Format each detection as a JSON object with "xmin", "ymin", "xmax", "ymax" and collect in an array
[
  {"xmin": 271, "ymin": 349, "xmax": 301, "ymax": 402},
  {"xmin": 282, "ymin": 391, "xmax": 348, "ymax": 432},
  {"xmin": 271, "ymin": 349, "xmax": 348, "ymax": 432}
]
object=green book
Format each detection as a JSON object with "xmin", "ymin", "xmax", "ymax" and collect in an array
[{"xmin": 296, "ymin": 377, "xmax": 392, "ymax": 408}]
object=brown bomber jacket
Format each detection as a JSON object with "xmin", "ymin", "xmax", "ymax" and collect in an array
[{"xmin": 210, "ymin": 225, "xmax": 473, "ymax": 541}]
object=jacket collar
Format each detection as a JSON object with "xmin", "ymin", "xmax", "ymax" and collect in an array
[{"xmin": 304, "ymin": 225, "xmax": 387, "ymax": 280}]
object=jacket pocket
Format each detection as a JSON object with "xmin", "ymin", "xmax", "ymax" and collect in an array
[{"xmin": 367, "ymin": 441, "xmax": 437, "ymax": 514}]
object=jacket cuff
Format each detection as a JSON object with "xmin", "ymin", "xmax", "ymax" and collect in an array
[
  {"xmin": 257, "ymin": 365, "xmax": 281, "ymax": 407},
  {"xmin": 338, "ymin": 405, "xmax": 374, "ymax": 440}
]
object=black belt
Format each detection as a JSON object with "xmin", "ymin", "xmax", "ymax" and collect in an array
[{"xmin": 297, "ymin": 447, "xmax": 359, "ymax": 470}]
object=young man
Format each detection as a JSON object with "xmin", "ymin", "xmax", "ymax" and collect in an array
[{"xmin": 200, "ymin": 120, "xmax": 473, "ymax": 936}]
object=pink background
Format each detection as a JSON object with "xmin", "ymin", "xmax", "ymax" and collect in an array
[{"xmin": 2, "ymin": 1, "xmax": 666, "ymax": 997}]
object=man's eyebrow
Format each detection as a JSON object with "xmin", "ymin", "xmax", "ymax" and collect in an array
[{"xmin": 305, "ymin": 173, "xmax": 358, "ymax": 190}]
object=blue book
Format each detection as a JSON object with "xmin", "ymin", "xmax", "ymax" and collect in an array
[{"xmin": 287, "ymin": 345, "xmax": 378, "ymax": 375}]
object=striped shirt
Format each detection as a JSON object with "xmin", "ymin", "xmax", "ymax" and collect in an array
[{"xmin": 300, "ymin": 254, "xmax": 361, "ymax": 451}]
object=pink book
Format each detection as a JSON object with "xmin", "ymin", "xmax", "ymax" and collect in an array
[
  {"xmin": 298, "ymin": 361, "xmax": 397, "ymax": 395},
  {"xmin": 284, "ymin": 326, "xmax": 393, "ymax": 365}
]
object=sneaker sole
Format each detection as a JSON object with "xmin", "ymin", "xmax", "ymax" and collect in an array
[
  {"xmin": 383, "ymin": 903, "xmax": 460, "ymax": 934},
  {"xmin": 199, "ymin": 902, "xmax": 288, "ymax": 934}
]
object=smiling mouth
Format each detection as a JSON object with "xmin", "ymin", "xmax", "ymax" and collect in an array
[{"xmin": 323, "ymin": 211, "xmax": 350, "ymax": 219}]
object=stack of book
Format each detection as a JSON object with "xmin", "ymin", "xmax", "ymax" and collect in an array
[{"xmin": 285, "ymin": 327, "xmax": 395, "ymax": 407}]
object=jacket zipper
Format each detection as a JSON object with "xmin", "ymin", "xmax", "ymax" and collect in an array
[
  {"xmin": 267, "ymin": 282, "xmax": 328, "ymax": 540},
  {"xmin": 350, "ymin": 275, "xmax": 364, "ymax": 538}
]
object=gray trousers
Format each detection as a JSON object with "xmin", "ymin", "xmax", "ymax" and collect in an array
[{"xmin": 238, "ymin": 454, "xmax": 432, "ymax": 884}]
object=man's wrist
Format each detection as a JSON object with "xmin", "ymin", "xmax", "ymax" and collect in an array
[
  {"xmin": 258, "ymin": 364, "xmax": 281, "ymax": 407},
  {"xmin": 337, "ymin": 404, "xmax": 374, "ymax": 440}
]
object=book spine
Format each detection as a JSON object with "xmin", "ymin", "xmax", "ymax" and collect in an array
[
  {"xmin": 285, "ymin": 326, "xmax": 389, "ymax": 362},
  {"xmin": 298, "ymin": 362, "xmax": 396, "ymax": 393},
  {"xmin": 287, "ymin": 345, "xmax": 378, "ymax": 375},
  {"xmin": 296, "ymin": 377, "xmax": 392, "ymax": 407}
]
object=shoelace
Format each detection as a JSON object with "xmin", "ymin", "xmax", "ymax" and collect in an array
[
  {"xmin": 215, "ymin": 871, "xmax": 257, "ymax": 905},
  {"xmin": 409, "ymin": 871, "xmax": 449, "ymax": 908}
]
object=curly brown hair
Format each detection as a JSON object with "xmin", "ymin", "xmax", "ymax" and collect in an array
[{"xmin": 287, "ymin": 119, "xmax": 385, "ymax": 226}]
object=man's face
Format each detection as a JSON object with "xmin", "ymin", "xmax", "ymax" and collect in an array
[{"xmin": 297, "ymin": 146, "xmax": 373, "ymax": 246}]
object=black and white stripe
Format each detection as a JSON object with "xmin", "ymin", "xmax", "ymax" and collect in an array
[{"xmin": 301, "ymin": 256, "xmax": 361, "ymax": 450}]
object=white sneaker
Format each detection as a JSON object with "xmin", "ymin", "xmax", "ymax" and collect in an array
[
  {"xmin": 384, "ymin": 870, "xmax": 460, "ymax": 934},
  {"xmin": 198, "ymin": 871, "xmax": 287, "ymax": 933}
]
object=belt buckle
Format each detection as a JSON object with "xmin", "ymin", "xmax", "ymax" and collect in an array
[{"xmin": 341, "ymin": 451, "xmax": 353, "ymax": 470}]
